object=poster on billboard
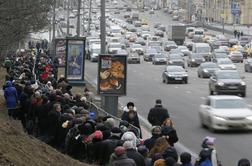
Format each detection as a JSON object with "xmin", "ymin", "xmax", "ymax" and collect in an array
[
  {"xmin": 54, "ymin": 38, "xmax": 66, "ymax": 67},
  {"xmin": 65, "ymin": 37, "xmax": 85, "ymax": 82},
  {"xmin": 98, "ymin": 54, "xmax": 127, "ymax": 96}
]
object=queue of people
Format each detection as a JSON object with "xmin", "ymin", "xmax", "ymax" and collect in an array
[{"xmin": 2, "ymin": 47, "xmax": 251, "ymax": 166}]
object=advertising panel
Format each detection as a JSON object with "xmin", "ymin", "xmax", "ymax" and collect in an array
[
  {"xmin": 65, "ymin": 38, "xmax": 85, "ymax": 81},
  {"xmin": 98, "ymin": 54, "xmax": 127, "ymax": 96},
  {"xmin": 54, "ymin": 38, "xmax": 66, "ymax": 67}
]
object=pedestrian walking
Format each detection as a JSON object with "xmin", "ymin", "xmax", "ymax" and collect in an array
[
  {"xmin": 148, "ymin": 99, "xmax": 170, "ymax": 126},
  {"xmin": 234, "ymin": 30, "xmax": 237, "ymax": 38},
  {"xmin": 237, "ymin": 31, "xmax": 241, "ymax": 39}
]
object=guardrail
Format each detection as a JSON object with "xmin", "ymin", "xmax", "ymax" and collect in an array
[{"xmin": 85, "ymin": 99, "xmax": 141, "ymax": 138}]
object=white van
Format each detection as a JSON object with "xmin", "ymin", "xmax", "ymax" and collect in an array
[
  {"xmin": 193, "ymin": 28, "xmax": 204, "ymax": 42},
  {"xmin": 192, "ymin": 43, "xmax": 212, "ymax": 61},
  {"xmin": 109, "ymin": 26, "xmax": 122, "ymax": 37}
]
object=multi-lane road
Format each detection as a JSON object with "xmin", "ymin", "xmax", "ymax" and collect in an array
[{"xmin": 59, "ymin": 1, "xmax": 252, "ymax": 165}]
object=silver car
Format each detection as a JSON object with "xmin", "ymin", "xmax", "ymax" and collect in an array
[
  {"xmin": 152, "ymin": 53, "xmax": 167, "ymax": 65},
  {"xmin": 199, "ymin": 95, "xmax": 252, "ymax": 132},
  {"xmin": 197, "ymin": 62, "xmax": 219, "ymax": 78}
]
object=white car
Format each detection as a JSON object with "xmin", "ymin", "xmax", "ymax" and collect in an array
[
  {"xmin": 199, "ymin": 95, "xmax": 252, "ymax": 132},
  {"xmin": 216, "ymin": 58, "xmax": 236, "ymax": 70}
]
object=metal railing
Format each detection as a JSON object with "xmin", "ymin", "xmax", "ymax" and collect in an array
[{"xmin": 85, "ymin": 99, "xmax": 141, "ymax": 138}]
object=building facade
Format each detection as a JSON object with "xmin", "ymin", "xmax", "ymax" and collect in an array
[{"xmin": 202, "ymin": 0, "xmax": 252, "ymax": 25}]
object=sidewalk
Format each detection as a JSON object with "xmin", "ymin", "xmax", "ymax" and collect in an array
[{"xmin": 205, "ymin": 22, "xmax": 252, "ymax": 36}]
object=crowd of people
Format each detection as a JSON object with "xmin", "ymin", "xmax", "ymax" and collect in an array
[{"xmin": 2, "ymin": 46, "xmax": 251, "ymax": 166}]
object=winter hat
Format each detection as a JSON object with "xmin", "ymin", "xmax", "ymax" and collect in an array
[
  {"xmin": 114, "ymin": 146, "xmax": 126, "ymax": 156},
  {"xmin": 205, "ymin": 136, "xmax": 216, "ymax": 145},
  {"xmin": 35, "ymin": 91, "xmax": 41, "ymax": 98},
  {"xmin": 238, "ymin": 158, "xmax": 250, "ymax": 166},
  {"xmin": 180, "ymin": 152, "xmax": 192, "ymax": 164},
  {"xmin": 121, "ymin": 131, "xmax": 137, "ymax": 148},
  {"xmin": 165, "ymin": 157, "xmax": 176, "ymax": 166},
  {"xmin": 93, "ymin": 130, "xmax": 103, "ymax": 140},
  {"xmin": 162, "ymin": 147, "xmax": 178, "ymax": 162},
  {"xmin": 119, "ymin": 120, "xmax": 129, "ymax": 133},
  {"xmin": 111, "ymin": 127, "xmax": 122, "ymax": 137},
  {"xmin": 104, "ymin": 118, "xmax": 115, "ymax": 130},
  {"xmin": 88, "ymin": 112, "xmax": 96, "ymax": 120},
  {"xmin": 123, "ymin": 141, "xmax": 134, "ymax": 150},
  {"xmin": 80, "ymin": 96, "xmax": 87, "ymax": 101},
  {"xmin": 137, "ymin": 145, "xmax": 149, "ymax": 155}
]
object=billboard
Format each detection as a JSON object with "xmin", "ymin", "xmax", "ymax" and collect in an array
[
  {"xmin": 98, "ymin": 55, "xmax": 127, "ymax": 96},
  {"xmin": 54, "ymin": 38, "xmax": 66, "ymax": 67},
  {"xmin": 65, "ymin": 38, "xmax": 85, "ymax": 81}
]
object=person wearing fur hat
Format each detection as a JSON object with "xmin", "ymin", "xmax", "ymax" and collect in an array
[
  {"xmin": 121, "ymin": 102, "xmax": 142, "ymax": 138},
  {"xmin": 237, "ymin": 158, "xmax": 250, "ymax": 166}
]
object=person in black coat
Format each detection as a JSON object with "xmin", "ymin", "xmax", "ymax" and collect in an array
[
  {"xmin": 161, "ymin": 126, "xmax": 179, "ymax": 146},
  {"xmin": 121, "ymin": 109, "xmax": 141, "ymax": 134},
  {"xmin": 144, "ymin": 126, "xmax": 161, "ymax": 150},
  {"xmin": 123, "ymin": 141, "xmax": 145, "ymax": 166},
  {"xmin": 148, "ymin": 99, "xmax": 170, "ymax": 126},
  {"xmin": 48, "ymin": 103, "xmax": 62, "ymax": 147}
]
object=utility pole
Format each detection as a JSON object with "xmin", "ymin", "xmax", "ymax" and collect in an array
[
  {"xmin": 49, "ymin": 19, "xmax": 52, "ymax": 42},
  {"xmin": 100, "ymin": 0, "xmax": 118, "ymax": 116},
  {"xmin": 88, "ymin": 0, "xmax": 92, "ymax": 35},
  {"xmin": 82, "ymin": 0, "xmax": 86, "ymax": 36},
  {"xmin": 67, "ymin": 0, "xmax": 70, "ymax": 36},
  {"xmin": 76, "ymin": 0, "xmax": 81, "ymax": 37},
  {"xmin": 187, "ymin": 0, "xmax": 192, "ymax": 22},
  {"xmin": 52, "ymin": 0, "xmax": 56, "ymax": 40}
]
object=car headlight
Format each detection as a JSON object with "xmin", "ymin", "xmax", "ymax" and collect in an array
[
  {"xmin": 203, "ymin": 69, "xmax": 208, "ymax": 73},
  {"xmin": 241, "ymin": 81, "xmax": 246, "ymax": 86},
  {"xmin": 232, "ymin": 65, "xmax": 236, "ymax": 69},
  {"xmin": 182, "ymin": 73, "xmax": 188, "ymax": 77},
  {"xmin": 214, "ymin": 116, "xmax": 226, "ymax": 121},
  {"xmin": 192, "ymin": 59, "xmax": 195, "ymax": 62},
  {"xmin": 169, "ymin": 61, "xmax": 173, "ymax": 64},
  {"xmin": 168, "ymin": 74, "xmax": 174, "ymax": 77},
  {"xmin": 217, "ymin": 82, "xmax": 224, "ymax": 86},
  {"xmin": 246, "ymin": 116, "xmax": 252, "ymax": 120}
]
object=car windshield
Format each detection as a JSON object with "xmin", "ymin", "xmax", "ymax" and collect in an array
[
  {"xmin": 111, "ymin": 29, "xmax": 121, "ymax": 33},
  {"xmin": 192, "ymin": 54, "xmax": 203, "ymax": 58},
  {"xmin": 167, "ymin": 67, "xmax": 184, "ymax": 72},
  {"xmin": 218, "ymin": 60, "xmax": 232, "ymax": 64},
  {"xmin": 170, "ymin": 50, "xmax": 181, "ymax": 54},
  {"xmin": 196, "ymin": 47, "xmax": 210, "ymax": 53},
  {"xmin": 214, "ymin": 99, "xmax": 246, "ymax": 109},
  {"xmin": 178, "ymin": 46, "xmax": 188, "ymax": 50},
  {"xmin": 147, "ymin": 49, "xmax": 157, "ymax": 54},
  {"xmin": 155, "ymin": 54, "xmax": 165, "ymax": 58},
  {"xmin": 149, "ymin": 41, "xmax": 162, "ymax": 46},
  {"xmin": 216, "ymin": 53, "xmax": 227, "ymax": 58},
  {"xmin": 132, "ymin": 44, "xmax": 141, "ymax": 48},
  {"xmin": 195, "ymin": 31, "xmax": 204, "ymax": 35},
  {"xmin": 109, "ymin": 43, "xmax": 121, "ymax": 48},
  {"xmin": 202, "ymin": 63, "xmax": 218, "ymax": 68},
  {"xmin": 170, "ymin": 54, "xmax": 182, "ymax": 59},
  {"xmin": 92, "ymin": 49, "xmax": 100, "ymax": 53},
  {"xmin": 217, "ymin": 72, "xmax": 240, "ymax": 79}
]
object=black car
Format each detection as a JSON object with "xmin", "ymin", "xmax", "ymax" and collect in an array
[
  {"xmin": 209, "ymin": 70, "xmax": 246, "ymax": 97},
  {"xmin": 197, "ymin": 62, "xmax": 219, "ymax": 78},
  {"xmin": 244, "ymin": 58, "xmax": 252, "ymax": 72},
  {"xmin": 162, "ymin": 66, "xmax": 188, "ymax": 84}
]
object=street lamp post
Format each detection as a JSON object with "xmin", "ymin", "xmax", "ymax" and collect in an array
[
  {"xmin": 76, "ymin": 0, "xmax": 81, "ymax": 37},
  {"xmin": 67, "ymin": 0, "xmax": 70, "ymax": 36},
  {"xmin": 100, "ymin": 0, "xmax": 118, "ymax": 116},
  {"xmin": 88, "ymin": 0, "xmax": 92, "ymax": 35},
  {"xmin": 52, "ymin": 0, "xmax": 56, "ymax": 40}
]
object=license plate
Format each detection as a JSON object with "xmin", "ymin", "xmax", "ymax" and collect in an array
[
  {"xmin": 228, "ymin": 86, "xmax": 237, "ymax": 89},
  {"xmin": 175, "ymin": 77, "xmax": 182, "ymax": 80}
]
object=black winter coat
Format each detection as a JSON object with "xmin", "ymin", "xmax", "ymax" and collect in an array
[
  {"xmin": 148, "ymin": 105, "xmax": 169, "ymax": 126},
  {"xmin": 144, "ymin": 135, "xmax": 160, "ymax": 150},
  {"xmin": 126, "ymin": 149, "xmax": 146, "ymax": 166}
]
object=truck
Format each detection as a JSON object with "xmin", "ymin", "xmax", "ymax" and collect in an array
[{"xmin": 167, "ymin": 25, "xmax": 186, "ymax": 45}]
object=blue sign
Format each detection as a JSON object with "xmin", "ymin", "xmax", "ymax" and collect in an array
[{"xmin": 231, "ymin": 1, "xmax": 241, "ymax": 15}]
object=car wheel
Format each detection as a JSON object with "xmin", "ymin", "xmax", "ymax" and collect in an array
[
  {"xmin": 198, "ymin": 73, "xmax": 201, "ymax": 78},
  {"xmin": 184, "ymin": 80, "xmax": 188, "ymax": 84},
  {"xmin": 209, "ymin": 88, "xmax": 214, "ymax": 95},
  {"xmin": 241, "ymin": 92, "xmax": 246, "ymax": 97}
]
